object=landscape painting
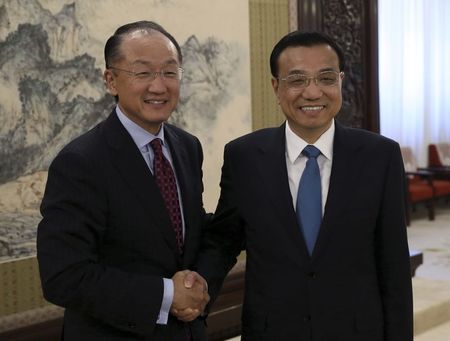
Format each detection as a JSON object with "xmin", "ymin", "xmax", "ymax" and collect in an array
[{"xmin": 0, "ymin": 0, "xmax": 251, "ymax": 261}]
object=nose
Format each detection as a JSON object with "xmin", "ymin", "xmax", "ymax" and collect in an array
[
  {"xmin": 147, "ymin": 74, "xmax": 167, "ymax": 93},
  {"xmin": 301, "ymin": 81, "xmax": 323, "ymax": 100}
]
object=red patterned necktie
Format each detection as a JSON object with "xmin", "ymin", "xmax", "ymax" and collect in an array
[{"xmin": 149, "ymin": 138, "xmax": 183, "ymax": 254}]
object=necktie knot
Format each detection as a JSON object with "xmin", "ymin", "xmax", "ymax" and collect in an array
[
  {"xmin": 150, "ymin": 138, "xmax": 163, "ymax": 154},
  {"xmin": 302, "ymin": 145, "xmax": 321, "ymax": 159}
]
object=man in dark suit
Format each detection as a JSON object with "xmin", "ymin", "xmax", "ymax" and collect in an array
[
  {"xmin": 37, "ymin": 21, "xmax": 209, "ymax": 340},
  {"xmin": 197, "ymin": 31, "xmax": 413, "ymax": 340}
]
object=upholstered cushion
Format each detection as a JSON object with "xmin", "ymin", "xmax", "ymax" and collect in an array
[{"xmin": 408, "ymin": 183, "xmax": 434, "ymax": 203}]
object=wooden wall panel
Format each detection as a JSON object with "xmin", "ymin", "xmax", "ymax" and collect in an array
[{"xmin": 297, "ymin": 0, "xmax": 379, "ymax": 132}]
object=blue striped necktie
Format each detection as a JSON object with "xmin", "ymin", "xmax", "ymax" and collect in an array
[{"xmin": 296, "ymin": 145, "xmax": 322, "ymax": 255}]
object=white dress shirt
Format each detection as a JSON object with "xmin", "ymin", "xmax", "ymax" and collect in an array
[{"xmin": 285, "ymin": 120, "xmax": 335, "ymax": 215}]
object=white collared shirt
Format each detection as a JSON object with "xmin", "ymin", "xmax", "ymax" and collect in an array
[{"xmin": 285, "ymin": 120, "xmax": 335, "ymax": 215}]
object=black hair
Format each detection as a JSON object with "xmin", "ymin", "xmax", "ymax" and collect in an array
[
  {"xmin": 269, "ymin": 31, "xmax": 345, "ymax": 78},
  {"xmin": 104, "ymin": 20, "xmax": 182, "ymax": 68}
]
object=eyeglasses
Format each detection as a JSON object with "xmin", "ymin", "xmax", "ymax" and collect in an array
[
  {"xmin": 278, "ymin": 71, "xmax": 343, "ymax": 90},
  {"xmin": 108, "ymin": 66, "xmax": 184, "ymax": 82}
]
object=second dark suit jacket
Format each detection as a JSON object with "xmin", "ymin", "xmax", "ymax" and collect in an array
[
  {"xmin": 37, "ymin": 111, "xmax": 208, "ymax": 341},
  {"xmin": 198, "ymin": 121, "xmax": 413, "ymax": 341}
]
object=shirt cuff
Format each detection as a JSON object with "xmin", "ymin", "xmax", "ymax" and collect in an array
[{"xmin": 156, "ymin": 278, "xmax": 174, "ymax": 324}]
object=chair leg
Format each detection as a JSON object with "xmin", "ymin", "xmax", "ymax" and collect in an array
[{"xmin": 426, "ymin": 200, "xmax": 435, "ymax": 221}]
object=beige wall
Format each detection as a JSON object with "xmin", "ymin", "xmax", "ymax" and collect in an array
[{"xmin": 250, "ymin": 0, "xmax": 290, "ymax": 130}]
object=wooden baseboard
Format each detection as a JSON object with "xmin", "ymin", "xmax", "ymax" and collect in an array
[
  {"xmin": 0, "ymin": 260, "xmax": 246, "ymax": 341},
  {"xmin": 0, "ymin": 318, "xmax": 62, "ymax": 341}
]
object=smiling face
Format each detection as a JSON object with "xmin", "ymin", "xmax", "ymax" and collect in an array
[
  {"xmin": 272, "ymin": 44, "xmax": 344, "ymax": 143},
  {"xmin": 104, "ymin": 30, "xmax": 180, "ymax": 134}
]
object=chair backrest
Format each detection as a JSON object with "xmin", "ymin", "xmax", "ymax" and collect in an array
[
  {"xmin": 437, "ymin": 143, "xmax": 450, "ymax": 165},
  {"xmin": 400, "ymin": 146, "xmax": 417, "ymax": 172},
  {"xmin": 428, "ymin": 143, "xmax": 450, "ymax": 166}
]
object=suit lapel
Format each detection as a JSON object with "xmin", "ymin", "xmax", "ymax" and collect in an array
[
  {"xmin": 164, "ymin": 125, "xmax": 197, "ymax": 264},
  {"xmin": 255, "ymin": 124, "xmax": 309, "ymax": 258},
  {"xmin": 313, "ymin": 122, "xmax": 361, "ymax": 260},
  {"xmin": 102, "ymin": 112, "xmax": 179, "ymax": 254}
]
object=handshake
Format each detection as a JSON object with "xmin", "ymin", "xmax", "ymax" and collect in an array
[{"xmin": 170, "ymin": 270, "xmax": 210, "ymax": 322}]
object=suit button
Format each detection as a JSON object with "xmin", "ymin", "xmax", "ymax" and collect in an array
[
  {"xmin": 128, "ymin": 322, "xmax": 136, "ymax": 329},
  {"xmin": 308, "ymin": 272, "xmax": 316, "ymax": 279},
  {"xmin": 303, "ymin": 315, "xmax": 311, "ymax": 322}
]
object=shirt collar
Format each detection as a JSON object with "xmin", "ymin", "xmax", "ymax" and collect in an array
[
  {"xmin": 285, "ymin": 120, "xmax": 335, "ymax": 164},
  {"xmin": 115, "ymin": 105, "xmax": 165, "ymax": 148}
]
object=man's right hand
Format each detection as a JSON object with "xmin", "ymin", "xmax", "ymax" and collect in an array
[{"xmin": 171, "ymin": 270, "xmax": 209, "ymax": 322}]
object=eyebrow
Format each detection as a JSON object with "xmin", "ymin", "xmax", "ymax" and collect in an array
[
  {"xmin": 287, "ymin": 67, "xmax": 337, "ymax": 75},
  {"xmin": 130, "ymin": 59, "xmax": 179, "ymax": 67}
]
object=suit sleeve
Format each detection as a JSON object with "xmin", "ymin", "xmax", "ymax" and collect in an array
[
  {"xmin": 196, "ymin": 144, "xmax": 245, "ymax": 303},
  {"xmin": 37, "ymin": 149, "xmax": 164, "ymax": 335},
  {"xmin": 376, "ymin": 143, "xmax": 413, "ymax": 341}
]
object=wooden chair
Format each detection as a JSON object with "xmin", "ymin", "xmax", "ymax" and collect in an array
[
  {"xmin": 426, "ymin": 143, "xmax": 450, "ymax": 180},
  {"xmin": 401, "ymin": 147, "xmax": 435, "ymax": 225},
  {"xmin": 401, "ymin": 147, "xmax": 450, "ymax": 224},
  {"xmin": 428, "ymin": 142, "xmax": 450, "ymax": 167}
]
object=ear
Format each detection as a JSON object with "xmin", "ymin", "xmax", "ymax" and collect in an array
[
  {"xmin": 104, "ymin": 69, "xmax": 118, "ymax": 96},
  {"xmin": 271, "ymin": 77, "xmax": 281, "ymax": 103},
  {"xmin": 337, "ymin": 72, "xmax": 345, "ymax": 90}
]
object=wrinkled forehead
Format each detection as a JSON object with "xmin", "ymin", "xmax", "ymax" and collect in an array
[{"xmin": 278, "ymin": 44, "xmax": 340, "ymax": 74}]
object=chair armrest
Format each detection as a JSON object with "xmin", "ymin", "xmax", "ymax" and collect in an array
[
  {"xmin": 418, "ymin": 166, "xmax": 450, "ymax": 171},
  {"xmin": 405, "ymin": 170, "xmax": 434, "ymax": 186},
  {"xmin": 418, "ymin": 166, "xmax": 450, "ymax": 180},
  {"xmin": 405, "ymin": 170, "xmax": 433, "ymax": 177}
]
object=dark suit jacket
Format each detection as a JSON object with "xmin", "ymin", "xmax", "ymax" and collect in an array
[
  {"xmin": 37, "ymin": 111, "xmax": 208, "ymax": 341},
  {"xmin": 198, "ymin": 121, "xmax": 413, "ymax": 341}
]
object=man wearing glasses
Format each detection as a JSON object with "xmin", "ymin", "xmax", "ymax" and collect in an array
[
  {"xmin": 198, "ymin": 31, "xmax": 413, "ymax": 340},
  {"xmin": 37, "ymin": 21, "xmax": 209, "ymax": 340}
]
